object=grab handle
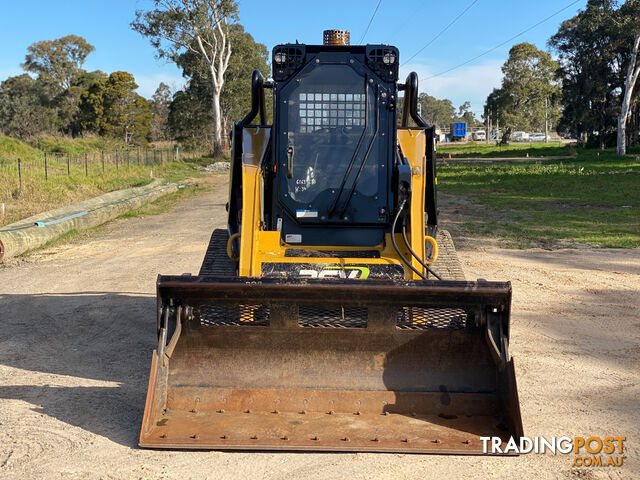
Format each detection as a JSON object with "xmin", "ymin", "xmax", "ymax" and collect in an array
[{"xmin": 286, "ymin": 145, "xmax": 294, "ymax": 179}]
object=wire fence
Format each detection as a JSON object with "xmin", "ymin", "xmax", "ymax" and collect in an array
[{"xmin": 0, "ymin": 147, "xmax": 205, "ymax": 192}]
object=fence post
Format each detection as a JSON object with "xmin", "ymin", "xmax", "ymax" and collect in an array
[
  {"xmin": 137, "ymin": 148, "xmax": 141, "ymax": 166},
  {"xmin": 44, "ymin": 152, "xmax": 48, "ymax": 180},
  {"xmin": 116, "ymin": 151, "xmax": 119, "ymax": 170},
  {"xmin": 18, "ymin": 158, "xmax": 22, "ymax": 190},
  {"xmin": 67, "ymin": 153, "xmax": 70, "ymax": 176},
  {"xmin": 102, "ymin": 150, "xmax": 105, "ymax": 174},
  {"xmin": 175, "ymin": 146, "xmax": 179, "ymax": 162},
  {"xmin": 127, "ymin": 151, "xmax": 130, "ymax": 169},
  {"xmin": 84, "ymin": 152, "xmax": 88, "ymax": 177}
]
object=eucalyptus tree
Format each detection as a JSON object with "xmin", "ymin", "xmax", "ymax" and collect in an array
[
  {"xmin": 132, "ymin": 0, "xmax": 238, "ymax": 154},
  {"xmin": 22, "ymin": 35, "xmax": 95, "ymax": 97},
  {"xmin": 616, "ymin": 0, "xmax": 640, "ymax": 155},
  {"xmin": 485, "ymin": 43, "xmax": 561, "ymax": 141}
]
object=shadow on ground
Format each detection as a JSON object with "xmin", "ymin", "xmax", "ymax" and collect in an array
[{"xmin": 0, "ymin": 293, "xmax": 156, "ymax": 447}]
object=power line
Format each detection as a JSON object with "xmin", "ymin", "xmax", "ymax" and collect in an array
[
  {"xmin": 403, "ymin": 0, "xmax": 480, "ymax": 66},
  {"xmin": 359, "ymin": 0, "xmax": 383, "ymax": 44},
  {"xmin": 421, "ymin": 0, "xmax": 582, "ymax": 81}
]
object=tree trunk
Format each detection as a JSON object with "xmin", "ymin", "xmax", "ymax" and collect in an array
[
  {"xmin": 500, "ymin": 127, "xmax": 512, "ymax": 145},
  {"xmin": 617, "ymin": 32, "xmax": 640, "ymax": 156},
  {"xmin": 617, "ymin": 114, "xmax": 627, "ymax": 155},
  {"xmin": 544, "ymin": 97, "xmax": 549, "ymax": 144},
  {"xmin": 211, "ymin": 78, "xmax": 223, "ymax": 155}
]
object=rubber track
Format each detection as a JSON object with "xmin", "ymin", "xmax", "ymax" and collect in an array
[
  {"xmin": 430, "ymin": 229, "xmax": 466, "ymax": 281},
  {"xmin": 199, "ymin": 229, "xmax": 237, "ymax": 276}
]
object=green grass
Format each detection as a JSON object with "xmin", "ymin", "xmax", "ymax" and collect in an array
[
  {"xmin": 438, "ymin": 141, "xmax": 574, "ymax": 158},
  {"xmin": 29, "ymin": 135, "xmax": 128, "ymax": 156},
  {"xmin": 438, "ymin": 148, "xmax": 640, "ymax": 248},
  {"xmin": 0, "ymin": 155, "xmax": 217, "ymax": 227},
  {"xmin": 118, "ymin": 182, "xmax": 210, "ymax": 219},
  {"xmin": 0, "ymin": 136, "xmax": 42, "ymax": 161}
]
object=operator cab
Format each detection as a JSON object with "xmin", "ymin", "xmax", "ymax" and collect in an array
[{"xmin": 270, "ymin": 33, "xmax": 399, "ymax": 247}]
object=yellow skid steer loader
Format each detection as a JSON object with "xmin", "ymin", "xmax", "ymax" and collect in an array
[{"xmin": 140, "ymin": 30, "xmax": 522, "ymax": 454}]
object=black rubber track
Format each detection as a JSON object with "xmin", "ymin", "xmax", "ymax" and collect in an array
[
  {"xmin": 199, "ymin": 229, "xmax": 237, "ymax": 276},
  {"xmin": 429, "ymin": 229, "xmax": 466, "ymax": 281}
]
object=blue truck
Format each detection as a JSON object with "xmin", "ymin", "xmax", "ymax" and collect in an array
[{"xmin": 450, "ymin": 122, "xmax": 467, "ymax": 140}]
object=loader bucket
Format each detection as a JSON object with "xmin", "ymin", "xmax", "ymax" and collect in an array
[{"xmin": 140, "ymin": 276, "xmax": 523, "ymax": 454}]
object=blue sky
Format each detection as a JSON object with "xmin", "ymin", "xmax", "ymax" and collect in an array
[{"xmin": 0, "ymin": 0, "xmax": 586, "ymax": 116}]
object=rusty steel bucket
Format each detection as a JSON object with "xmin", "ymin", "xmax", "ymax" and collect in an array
[{"xmin": 140, "ymin": 276, "xmax": 523, "ymax": 454}]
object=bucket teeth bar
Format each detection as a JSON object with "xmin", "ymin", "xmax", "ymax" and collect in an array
[{"xmin": 140, "ymin": 276, "xmax": 522, "ymax": 453}]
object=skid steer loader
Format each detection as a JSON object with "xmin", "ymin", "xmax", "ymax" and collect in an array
[{"xmin": 140, "ymin": 30, "xmax": 523, "ymax": 454}]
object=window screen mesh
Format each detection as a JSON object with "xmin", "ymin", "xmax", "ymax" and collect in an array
[{"xmin": 298, "ymin": 93, "xmax": 366, "ymax": 132}]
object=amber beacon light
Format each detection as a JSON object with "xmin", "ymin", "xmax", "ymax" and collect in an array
[{"xmin": 323, "ymin": 29, "xmax": 350, "ymax": 46}]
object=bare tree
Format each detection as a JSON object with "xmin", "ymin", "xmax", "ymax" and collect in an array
[
  {"xmin": 617, "ymin": 32, "xmax": 640, "ymax": 156},
  {"xmin": 132, "ymin": 0, "xmax": 236, "ymax": 155}
]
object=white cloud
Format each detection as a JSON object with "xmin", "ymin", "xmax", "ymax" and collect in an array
[
  {"xmin": 133, "ymin": 73, "xmax": 186, "ymax": 98},
  {"xmin": 400, "ymin": 60, "xmax": 503, "ymax": 115}
]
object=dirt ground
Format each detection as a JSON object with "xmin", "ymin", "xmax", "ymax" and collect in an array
[{"xmin": 1, "ymin": 174, "xmax": 638, "ymax": 479}]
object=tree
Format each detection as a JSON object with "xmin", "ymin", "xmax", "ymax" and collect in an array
[
  {"xmin": 549, "ymin": 1, "xmax": 620, "ymax": 148},
  {"xmin": 132, "ymin": 0, "xmax": 238, "ymax": 154},
  {"xmin": 75, "ymin": 72, "xmax": 151, "ymax": 145},
  {"xmin": 485, "ymin": 87, "xmax": 516, "ymax": 143},
  {"xmin": 168, "ymin": 90, "xmax": 212, "ymax": 146},
  {"xmin": 618, "ymin": 32, "xmax": 640, "ymax": 155},
  {"xmin": 218, "ymin": 24, "xmax": 269, "ymax": 130},
  {"xmin": 167, "ymin": 23, "xmax": 269, "ymax": 146},
  {"xmin": 418, "ymin": 93, "xmax": 455, "ymax": 127},
  {"xmin": 616, "ymin": 0, "xmax": 640, "ymax": 155},
  {"xmin": 0, "ymin": 74, "xmax": 53, "ymax": 139},
  {"xmin": 485, "ymin": 42, "xmax": 560, "ymax": 141},
  {"xmin": 76, "ymin": 76, "xmax": 109, "ymax": 134},
  {"xmin": 57, "ymin": 70, "xmax": 107, "ymax": 136},
  {"xmin": 150, "ymin": 82, "xmax": 172, "ymax": 141},
  {"xmin": 456, "ymin": 101, "xmax": 479, "ymax": 126},
  {"xmin": 22, "ymin": 35, "xmax": 94, "ymax": 97},
  {"xmin": 101, "ymin": 72, "xmax": 151, "ymax": 145}
]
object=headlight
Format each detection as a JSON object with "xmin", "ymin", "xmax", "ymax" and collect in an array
[
  {"xmin": 383, "ymin": 52, "xmax": 396, "ymax": 65},
  {"xmin": 274, "ymin": 52, "xmax": 287, "ymax": 65}
]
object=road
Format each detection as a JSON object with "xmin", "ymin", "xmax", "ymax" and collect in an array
[{"xmin": 1, "ymin": 174, "xmax": 638, "ymax": 479}]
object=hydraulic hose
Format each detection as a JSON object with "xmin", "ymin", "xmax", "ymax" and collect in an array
[
  {"xmin": 401, "ymin": 216, "xmax": 442, "ymax": 280},
  {"xmin": 391, "ymin": 200, "xmax": 427, "ymax": 280}
]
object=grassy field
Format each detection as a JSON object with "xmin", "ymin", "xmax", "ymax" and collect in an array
[
  {"xmin": 0, "ymin": 137, "xmax": 43, "ymax": 161},
  {"xmin": 0, "ymin": 136, "xmax": 219, "ymax": 227},
  {"xmin": 438, "ymin": 148, "xmax": 640, "ymax": 248},
  {"xmin": 437, "ymin": 141, "xmax": 574, "ymax": 158},
  {"xmin": 31, "ymin": 135, "xmax": 128, "ymax": 156},
  {"xmin": 0, "ymin": 157, "xmax": 216, "ymax": 227}
]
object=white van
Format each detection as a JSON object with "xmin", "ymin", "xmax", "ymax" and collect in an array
[
  {"xmin": 473, "ymin": 130, "xmax": 486, "ymax": 141},
  {"xmin": 511, "ymin": 131, "xmax": 529, "ymax": 141}
]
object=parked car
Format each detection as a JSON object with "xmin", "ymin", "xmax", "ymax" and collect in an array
[
  {"xmin": 472, "ymin": 130, "xmax": 486, "ymax": 141},
  {"xmin": 529, "ymin": 133, "xmax": 549, "ymax": 142},
  {"xmin": 511, "ymin": 131, "xmax": 529, "ymax": 141}
]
